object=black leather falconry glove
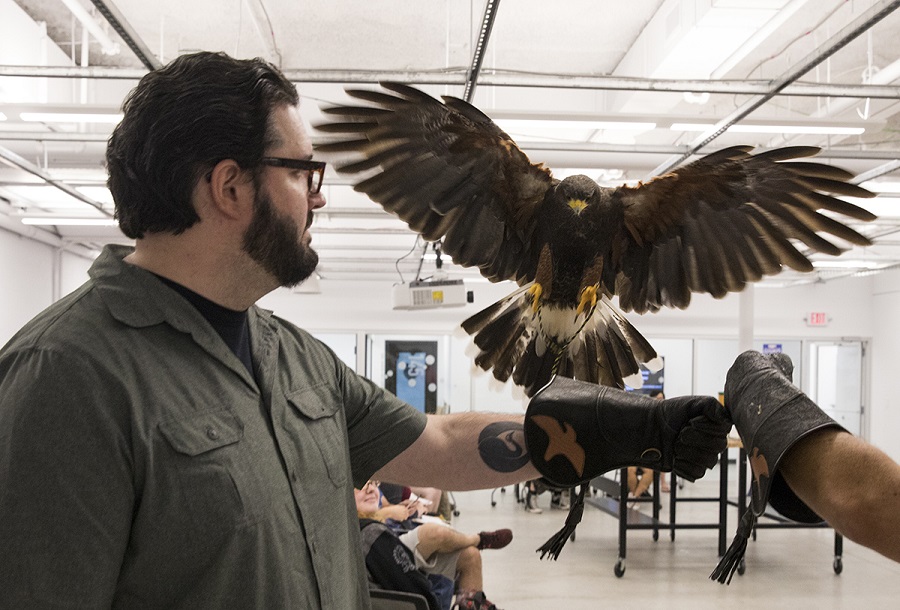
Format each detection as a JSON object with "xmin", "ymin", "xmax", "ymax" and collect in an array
[
  {"xmin": 710, "ymin": 350, "xmax": 846, "ymax": 584},
  {"xmin": 524, "ymin": 375, "xmax": 730, "ymax": 558}
]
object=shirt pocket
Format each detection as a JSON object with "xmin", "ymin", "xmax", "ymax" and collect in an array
[
  {"xmin": 284, "ymin": 383, "xmax": 349, "ymax": 487},
  {"xmin": 159, "ymin": 410, "xmax": 263, "ymax": 529}
]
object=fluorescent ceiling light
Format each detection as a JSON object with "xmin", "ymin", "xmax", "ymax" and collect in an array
[
  {"xmin": 671, "ymin": 122, "xmax": 865, "ymax": 136},
  {"xmin": 859, "ymin": 181, "xmax": 900, "ymax": 194},
  {"xmin": 652, "ymin": 4, "xmax": 782, "ymax": 79},
  {"xmin": 811, "ymin": 260, "xmax": 886, "ymax": 270},
  {"xmin": 20, "ymin": 112, "xmax": 123, "ymax": 124},
  {"xmin": 497, "ymin": 119, "xmax": 656, "ymax": 132},
  {"xmin": 551, "ymin": 167, "xmax": 626, "ymax": 183},
  {"xmin": 21, "ymin": 217, "xmax": 118, "ymax": 226},
  {"xmin": 845, "ymin": 196, "xmax": 900, "ymax": 219},
  {"xmin": 493, "ymin": 118, "xmax": 656, "ymax": 145}
]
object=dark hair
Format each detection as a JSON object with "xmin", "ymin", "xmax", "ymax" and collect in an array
[{"xmin": 107, "ymin": 51, "xmax": 299, "ymax": 238}]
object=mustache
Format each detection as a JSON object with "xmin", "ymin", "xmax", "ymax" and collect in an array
[{"xmin": 305, "ymin": 212, "xmax": 314, "ymax": 231}]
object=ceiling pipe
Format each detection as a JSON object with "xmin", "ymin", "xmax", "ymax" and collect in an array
[
  {"xmin": 89, "ymin": 0, "xmax": 162, "ymax": 70},
  {"xmin": 649, "ymin": 0, "xmax": 900, "ymax": 177},
  {"xmin": 766, "ymin": 54, "xmax": 900, "ymax": 148},
  {"xmin": 4, "ymin": 64, "xmax": 900, "ymax": 99},
  {"xmin": 812, "ymin": 55, "xmax": 900, "ymax": 118},
  {"xmin": 5, "ymin": 130, "xmax": 900, "ymax": 162},
  {"xmin": 4, "ymin": 131, "xmax": 900, "ymax": 166},
  {"xmin": 0, "ymin": 131, "xmax": 110, "ymax": 142},
  {"xmin": 463, "ymin": 0, "xmax": 501, "ymax": 102}
]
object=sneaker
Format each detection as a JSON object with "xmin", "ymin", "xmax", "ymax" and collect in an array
[
  {"xmin": 454, "ymin": 591, "xmax": 499, "ymax": 610},
  {"xmin": 525, "ymin": 492, "xmax": 542, "ymax": 514},
  {"xmin": 477, "ymin": 528, "xmax": 513, "ymax": 550}
]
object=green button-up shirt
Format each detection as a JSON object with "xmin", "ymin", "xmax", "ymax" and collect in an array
[{"xmin": 0, "ymin": 245, "xmax": 427, "ymax": 608}]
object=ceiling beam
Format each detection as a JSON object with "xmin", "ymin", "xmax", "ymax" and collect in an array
[
  {"xmin": 463, "ymin": 0, "xmax": 501, "ymax": 102},
  {"xmin": 89, "ymin": 0, "xmax": 162, "ymax": 70}
]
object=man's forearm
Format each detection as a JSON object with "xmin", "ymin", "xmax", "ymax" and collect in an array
[
  {"xmin": 781, "ymin": 428, "xmax": 900, "ymax": 562},
  {"xmin": 376, "ymin": 412, "xmax": 539, "ymax": 490}
]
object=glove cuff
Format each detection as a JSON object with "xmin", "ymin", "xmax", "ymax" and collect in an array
[{"xmin": 732, "ymin": 377, "xmax": 844, "ymax": 523}]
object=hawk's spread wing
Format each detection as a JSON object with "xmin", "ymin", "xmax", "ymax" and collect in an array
[
  {"xmin": 315, "ymin": 82, "xmax": 554, "ymax": 284},
  {"xmin": 610, "ymin": 146, "xmax": 876, "ymax": 314}
]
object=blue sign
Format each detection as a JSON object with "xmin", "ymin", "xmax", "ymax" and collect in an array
[{"xmin": 762, "ymin": 343, "xmax": 783, "ymax": 354}]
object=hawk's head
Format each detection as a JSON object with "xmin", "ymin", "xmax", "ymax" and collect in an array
[{"xmin": 556, "ymin": 175, "xmax": 600, "ymax": 216}]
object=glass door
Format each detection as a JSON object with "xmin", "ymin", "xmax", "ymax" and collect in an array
[{"xmin": 807, "ymin": 341, "xmax": 865, "ymax": 437}]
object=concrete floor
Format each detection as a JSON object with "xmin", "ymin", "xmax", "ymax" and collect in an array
[{"xmin": 445, "ymin": 465, "xmax": 900, "ymax": 610}]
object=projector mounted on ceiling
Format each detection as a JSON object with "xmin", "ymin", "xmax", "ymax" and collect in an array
[{"xmin": 392, "ymin": 279, "xmax": 474, "ymax": 310}]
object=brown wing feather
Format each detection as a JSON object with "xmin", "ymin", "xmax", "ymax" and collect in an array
[
  {"xmin": 613, "ymin": 146, "xmax": 876, "ymax": 313},
  {"xmin": 315, "ymin": 82, "xmax": 555, "ymax": 285}
]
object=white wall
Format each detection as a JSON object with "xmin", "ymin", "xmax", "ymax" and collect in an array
[
  {"xmin": 871, "ymin": 268, "xmax": 900, "ymax": 463},
  {"xmin": 0, "ymin": 229, "xmax": 95, "ymax": 346},
  {"xmin": 0, "ymin": 229, "xmax": 54, "ymax": 344}
]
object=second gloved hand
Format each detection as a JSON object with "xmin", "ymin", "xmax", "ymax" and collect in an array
[{"xmin": 525, "ymin": 376, "xmax": 730, "ymax": 486}]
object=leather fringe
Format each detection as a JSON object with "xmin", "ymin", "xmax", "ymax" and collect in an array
[
  {"xmin": 536, "ymin": 486, "xmax": 587, "ymax": 560},
  {"xmin": 710, "ymin": 508, "xmax": 757, "ymax": 584}
]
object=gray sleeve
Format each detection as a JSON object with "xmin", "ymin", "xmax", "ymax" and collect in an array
[
  {"xmin": 339, "ymin": 364, "xmax": 428, "ymax": 487},
  {"xmin": 0, "ymin": 347, "xmax": 133, "ymax": 607}
]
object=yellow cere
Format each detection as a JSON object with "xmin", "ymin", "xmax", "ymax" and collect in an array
[{"xmin": 567, "ymin": 199, "xmax": 588, "ymax": 213}]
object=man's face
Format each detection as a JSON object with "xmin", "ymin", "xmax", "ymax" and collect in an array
[{"xmin": 242, "ymin": 104, "xmax": 326, "ymax": 287}]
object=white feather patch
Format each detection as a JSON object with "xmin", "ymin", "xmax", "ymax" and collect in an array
[
  {"xmin": 643, "ymin": 356, "xmax": 664, "ymax": 372},
  {"xmin": 624, "ymin": 371, "xmax": 644, "ymax": 389}
]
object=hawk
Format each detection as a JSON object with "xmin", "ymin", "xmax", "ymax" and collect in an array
[{"xmin": 315, "ymin": 83, "xmax": 875, "ymax": 396}]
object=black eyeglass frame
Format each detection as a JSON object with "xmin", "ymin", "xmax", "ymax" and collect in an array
[{"xmin": 261, "ymin": 157, "xmax": 326, "ymax": 194}]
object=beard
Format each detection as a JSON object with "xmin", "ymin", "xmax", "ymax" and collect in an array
[{"xmin": 242, "ymin": 187, "xmax": 319, "ymax": 288}]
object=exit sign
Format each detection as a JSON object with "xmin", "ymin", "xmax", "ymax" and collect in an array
[{"xmin": 806, "ymin": 312, "xmax": 829, "ymax": 327}]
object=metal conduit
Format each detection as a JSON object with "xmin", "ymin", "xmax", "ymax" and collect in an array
[
  {"xmin": 463, "ymin": 0, "xmax": 501, "ymax": 102},
  {"xmin": 4, "ymin": 64, "xmax": 900, "ymax": 100}
]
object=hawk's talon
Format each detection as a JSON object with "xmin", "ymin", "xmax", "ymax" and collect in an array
[
  {"xmin": 576, "ymin": 285, "xmax": 598, "ymax": 316},
  {"xmin": 528, "ymin": 283, "xmax": 543, "ymax": 313}
]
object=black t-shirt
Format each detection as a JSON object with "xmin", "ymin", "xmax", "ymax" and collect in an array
[{"xmin": 155, "ymin": 275, "xmax": 254, "ymax": 376}]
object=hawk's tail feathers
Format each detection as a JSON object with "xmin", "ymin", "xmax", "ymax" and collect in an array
[{"xmin": 462, "ymin": 290, "xmax": 658, "ymax": 396}]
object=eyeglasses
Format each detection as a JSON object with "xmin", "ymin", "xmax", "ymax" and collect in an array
[
  {"xmin": 363, "ymin": 480, "xmax": 380, "ymax": 490},
  {"xmin": 261, "ymin": 157, "xmax": 326, "ymax": 194}
]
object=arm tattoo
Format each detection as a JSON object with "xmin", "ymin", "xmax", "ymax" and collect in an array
[{"xmin": 477, "ymin": 421, "xmax": 530, "ymax": 473}]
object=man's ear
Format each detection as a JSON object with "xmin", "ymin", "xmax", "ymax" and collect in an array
[{"xmin": 206, "ymin": 159, "xmax": 254, "ymax": 220}]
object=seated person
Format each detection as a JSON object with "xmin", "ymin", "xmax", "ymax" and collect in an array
[
  {"xmin": 627, "ymin": 390, "xmax": 671, "ymax": 499},
  {"xmin": 626, "ymin": 466, "xmax": 666, "ymax": 499},
  {"xmin": 381, "ymin": 482, "xmax": 454, "ymax": 521},
  {"xmin": 523, "ymin": 478, "xmax": 573, "ymax": 513},
  {"xmin": 355, "ymin": 480, "xmax": 510, "ymax": 610}
]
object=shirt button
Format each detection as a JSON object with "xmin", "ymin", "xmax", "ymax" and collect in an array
[{"xmin": 206, "ymin": 426, "xmax": 220, "ymax": 440}]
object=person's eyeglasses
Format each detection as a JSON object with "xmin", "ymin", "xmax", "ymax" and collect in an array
[
  {"xmin": 261, "ymin": 157, "xmax": 326, "ymax": 194},
  {"xmin": 363, "ymin": 480, "xmax": 380, "ymax": 490}
]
